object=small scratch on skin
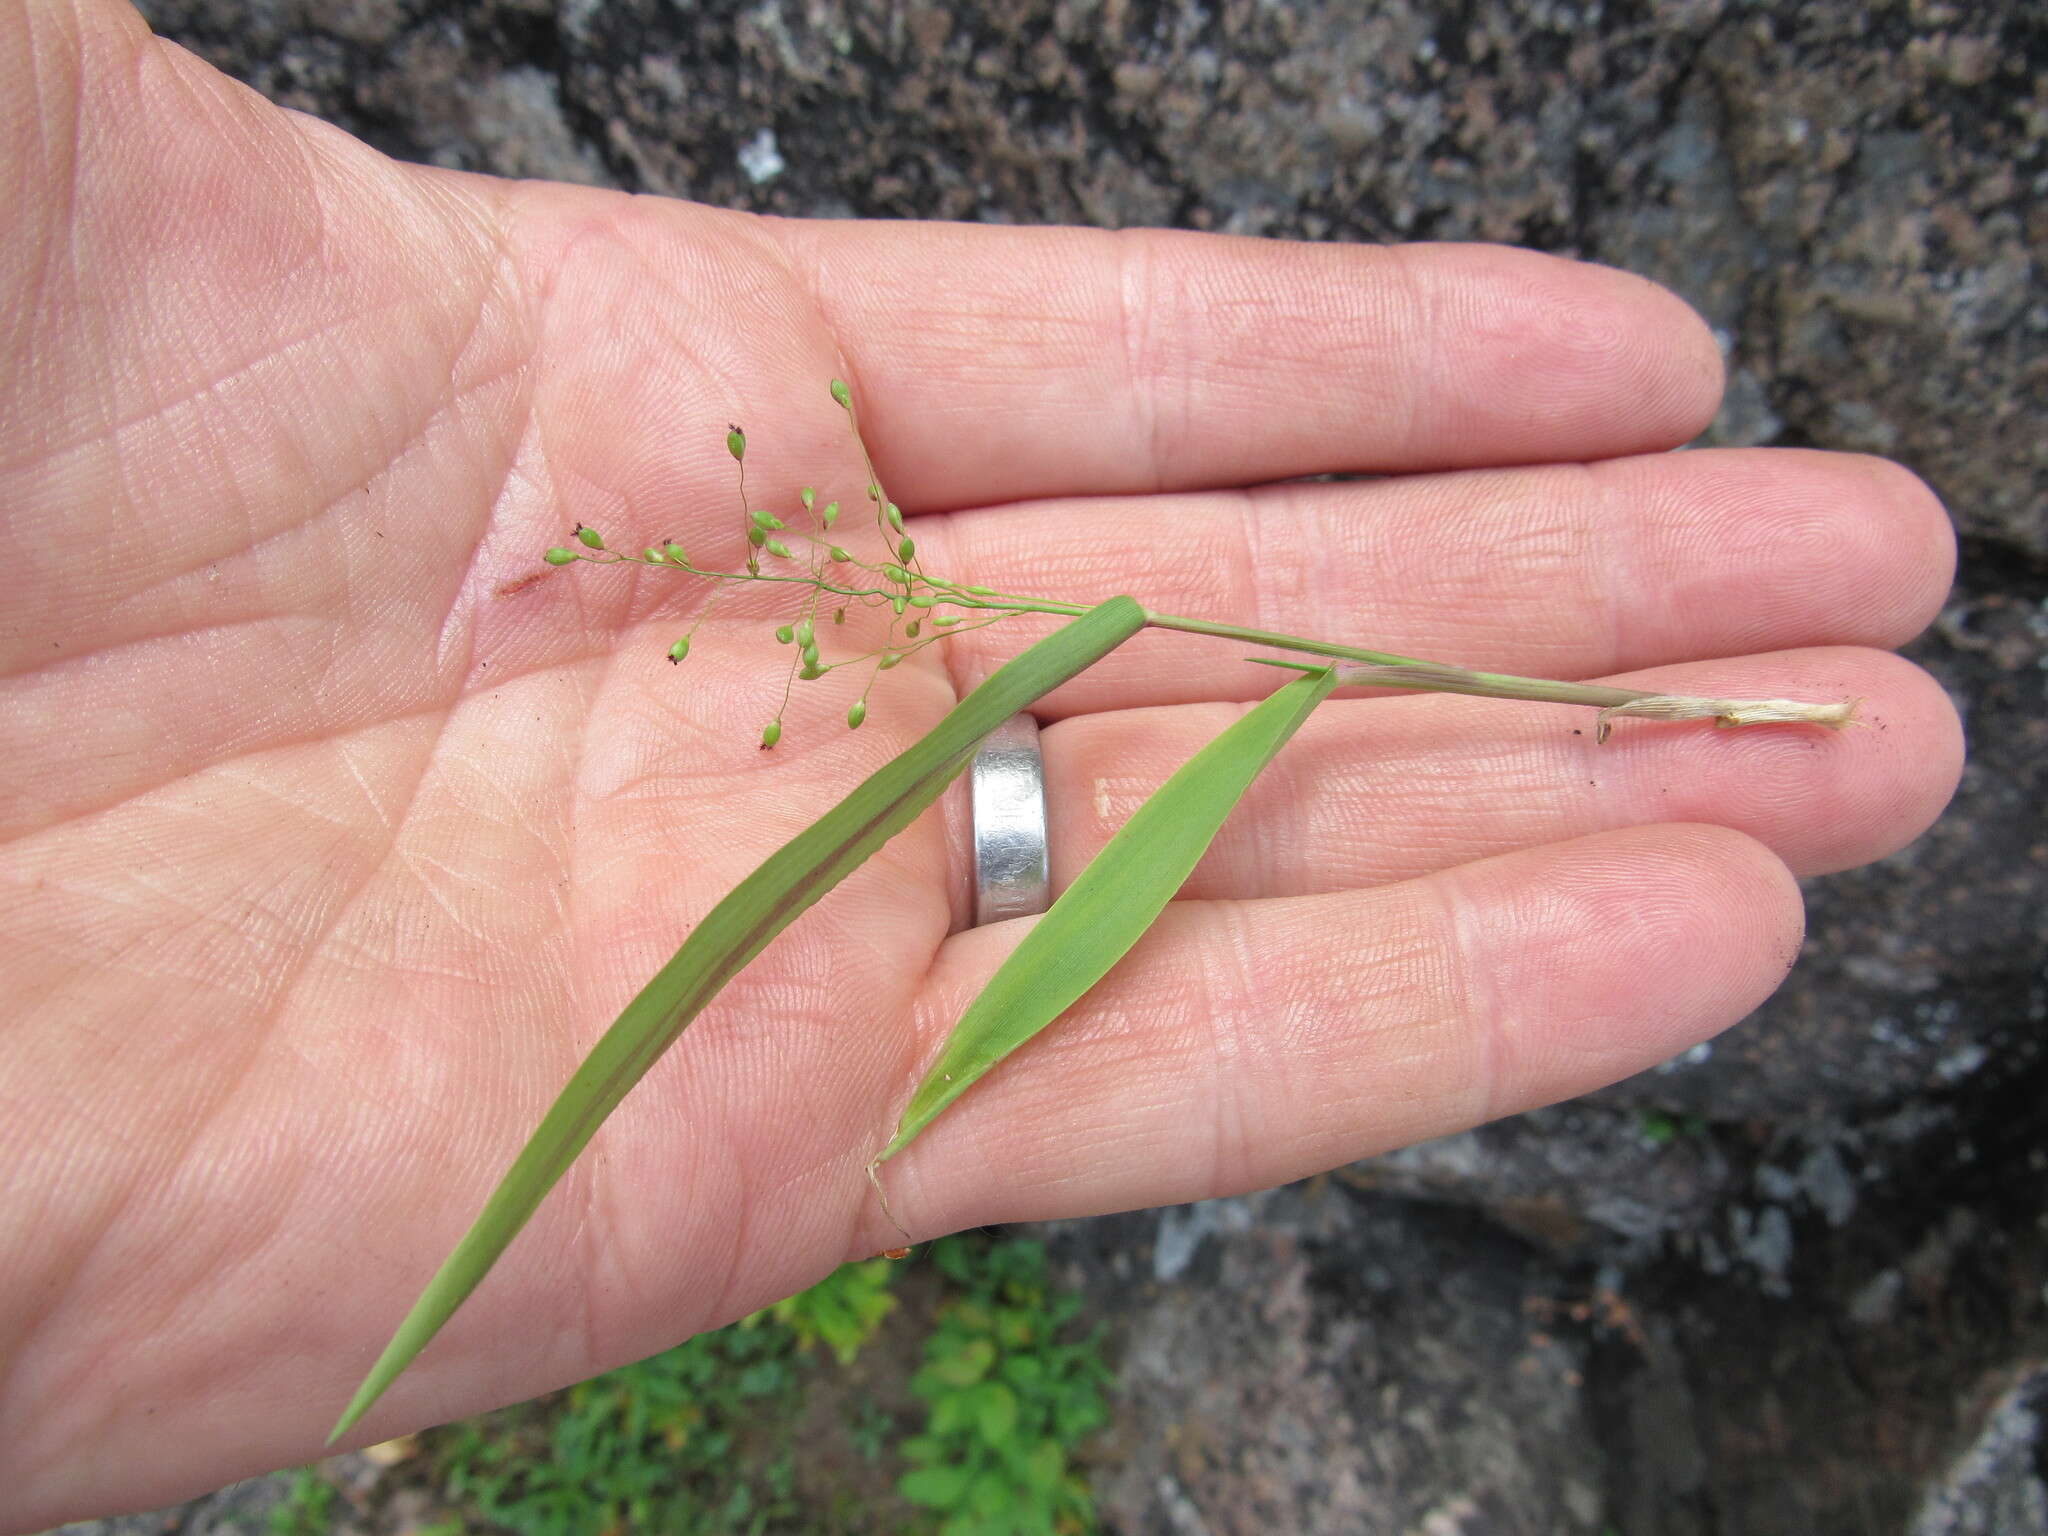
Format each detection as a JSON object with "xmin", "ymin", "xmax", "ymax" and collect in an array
[{"xmin": 494, "ymin": 567, "xmax": 556, "ymax": 597}]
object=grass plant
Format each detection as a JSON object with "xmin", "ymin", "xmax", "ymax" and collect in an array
[{"xmin": 333, "ymin": 378, "xmax": 1859, "ymax": 1442}]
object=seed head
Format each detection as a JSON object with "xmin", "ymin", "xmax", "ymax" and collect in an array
[
  {"xmin": 727, "ymin": 425, "xmax": 747, "ymax": 461},
  {"xmin": 667, "ymin": 638, "xmax": 690, "ymax": 664},
  {"xmin": 1593, "ymin": 692, "xmax": 1863, "ymax": 744},
  {"xmin": 830, "ymin": 378, "xmax": 852, "ymax": 409},
  {"xmin": 544, "ymin": 547, "xmax": 577, "ymax": 565},
  {"xmin": 846, "ymin": 699, "xmax": 867, "ymax": 729},
  {"xmin": 575, "ymin": 525, "xmax": 604, "ymax": 550}
]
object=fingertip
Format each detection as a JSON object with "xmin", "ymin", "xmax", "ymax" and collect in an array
[
  {"xmin": 1845, "ymin": 453, "xmax": 1959, "ymax": 637},
  {"xmin": 1616, "ymin": 266, "xmax": 1727, "ymax": 445},
  {"xmin": 1532, "ymin": 255, "xmax": 1727, "ymax": 449},
  {"xmin": 1819, "ymin": 650, "xmax": 1965, "ymax": 874}
]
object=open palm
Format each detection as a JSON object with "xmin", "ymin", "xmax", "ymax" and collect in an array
[{"xmin": 0, "ymin": 4, "xmax": 1962, "ymax": 1527}]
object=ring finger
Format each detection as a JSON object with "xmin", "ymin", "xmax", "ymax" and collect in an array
[
  {"xmin": 922, "ymin": 445, "xmax": 1952, "ymax": 717},
  {"xmin": 1037, "ymin": 644, "xmax": 1960, "ymax": 903}
]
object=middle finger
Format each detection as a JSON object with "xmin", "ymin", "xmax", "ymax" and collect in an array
[{"xmin": 921, "ymin": 446, "xmax": 1950, "ymax": 717}]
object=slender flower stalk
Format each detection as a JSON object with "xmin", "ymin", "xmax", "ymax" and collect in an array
[{"xmin": 538, "ymin": 377, "xmax": 1860, "ymax": 745}]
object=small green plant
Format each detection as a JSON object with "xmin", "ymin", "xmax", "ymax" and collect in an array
[
  {"xmin": 752, "ymin": 1255, "xmax": 900, "ymax": 1366},
  {"xmin": 432, "ymin": 1322, "xmax": 799, "ymax": 1536},
  {"xmin": 847, "ymin": 1397, "xmax": 896, "ymax": 1465},
  {"xmin": 898, "ymin": 1237, "xmax": 1110, "ymax": 1536},
  {"xmin": 427, "ymin": 1258, "xmax": 902, "ymax": 1536},
  {"xmin": 267, "ymin": 1466, "xmax": 337, "ymax": 1536},
  {"xmin": 408, "ymin": 1241, "xmax": 1106, "ymax": 1535},
  {"xmin": 1638, "ymin": 1110, "xmax": 1710, "ymax": 1145}
]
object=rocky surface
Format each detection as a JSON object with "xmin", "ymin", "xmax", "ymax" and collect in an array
[{"xmin": 75, "ymin": 1, "xmax": 2048, "ymax": 1532}]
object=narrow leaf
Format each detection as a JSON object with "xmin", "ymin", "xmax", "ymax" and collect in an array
[
  {"xmin": 875, "ymin": 666, "xmax": 1338, "ymax": 1163},
  {"xmin": 330, "ymin": 597, "xmax": 1146, "ymax": 1441}
]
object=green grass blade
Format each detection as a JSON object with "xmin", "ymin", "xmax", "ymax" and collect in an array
[
  {"xmin": 330, "ymin": 597, "xmax": 1146, "ymax": 1441},
  {"xmin": 874, "ymin": 665, "xmax": 1339, "ymax": 1165}
]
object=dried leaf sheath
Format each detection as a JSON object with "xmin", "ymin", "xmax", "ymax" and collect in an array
[{"xmin": 331, "ymin": 597, "xmax": 1147, "ymax": 1441}]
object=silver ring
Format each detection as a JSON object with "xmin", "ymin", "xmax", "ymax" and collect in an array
[{"xmin": 970, "ymin": 713, "xmax": 1050, "ymax": 926}]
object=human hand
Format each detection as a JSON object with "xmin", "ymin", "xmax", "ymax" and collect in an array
[{"xmin": 0, "ymin": 3, "xmax": 1961, "ymax": 1527}]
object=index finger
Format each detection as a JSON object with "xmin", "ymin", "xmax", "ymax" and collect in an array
[{"xmin": 771, "ymin": 222, "xmax": 1725, "ymax": 509}]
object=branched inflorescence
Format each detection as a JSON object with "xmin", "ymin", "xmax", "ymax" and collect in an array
[
  {"xmin": 543, "ymin": 378, "xmax": 1049, "ymax": 748},
  {"xmin": 537, "ymin": 378, "xmax": 1861, "ymax": 747}
]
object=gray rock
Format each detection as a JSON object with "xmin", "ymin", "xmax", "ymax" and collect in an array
[
  {"xmin": 1911, "ymin": 1366, "xmax": 2048, "ymax": 1536},
  {"xmin": 1050, "ymin": 1190, "xmax": 1611, "ymax": 1536}
]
